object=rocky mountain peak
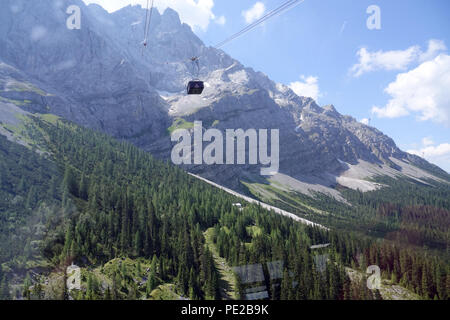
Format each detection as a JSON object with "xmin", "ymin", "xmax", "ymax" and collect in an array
[
  {"xmin": 161, "ymin": 7, "xmax": 181, "ymax": 25},
  {"xmin": 0, "ymin": 3, "xmax": 448, "ymax": 199}
]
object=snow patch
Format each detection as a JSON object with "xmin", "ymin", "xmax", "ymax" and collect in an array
[{"xmin": 228, "ymin": 70, "xmax": 249, "ymax": 84}]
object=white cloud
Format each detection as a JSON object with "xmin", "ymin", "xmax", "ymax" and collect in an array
[
  {"xmin": 350, "ymin": 46, "xmax": 420, "ymax": 77},
  {"xmin": 82, "ymin": 0, "xmax": 222, "ymax": 31},
  {"xmin": 289, "ymin": 75, "xmax": 320, "ymax": 102},
  {"xmin": 408, "ymin": 139, "xmax": 450, "ymax": 172},
  {"xmin": 215, "ymin": 15, "xmax": 226, "ymax": 26},
  {"xmin": 416, "ymin": 143, "xmax": 450, "ymax": 157},
  {"xmin": 350, "ymin": 40, "xmax": 446, "ymax": 77},
  {"xmin": 360, "ymin": 118, "xmax": 370, "ymax": 125},
  {"xmin": 371, "ymin": 54, "xmax": 450, "ymax": 124},
  {"xmin": 419, "ymin": 39, "xmax": 447, "ymax": 62},
  {"xmin": 422, "ymin": 137, "xmax": 434, "ymax": 147},
  {"xmin": 242, "ymin": 2, "xmax": 266, "ymax": 24}
]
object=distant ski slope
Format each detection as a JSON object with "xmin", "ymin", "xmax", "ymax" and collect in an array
[{"xmin": 189, "ymin": 173, "xmax": 328, "ymax": 230}]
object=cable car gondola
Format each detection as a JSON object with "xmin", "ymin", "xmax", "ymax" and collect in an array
[
  {"xmin": 187, "ymin": 57, "xmax": 204, "ymax": 95},
  {"xmin": 187, "ymin": 80, "xmax": 204, "ymax": 95}
]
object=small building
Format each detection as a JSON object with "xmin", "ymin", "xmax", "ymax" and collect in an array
[
  {"xmin": 310, "ymin": 243, "xmax": 331, "ymax": 274},
  {"xmin": 310, "ymin": 243, "xmax": 331, "ymax": 250},
  {"xmin": 232, "ymin": 203, "xmax": 243, "ymax": 211}
]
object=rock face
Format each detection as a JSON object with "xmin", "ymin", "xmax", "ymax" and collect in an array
[
  {"xmin": 0, "ymin": 0, "xmax": 170, "ymax": 140},
  {"xmin": 0, "ymin": 0, "xmax": 448, "ymax": 198}
]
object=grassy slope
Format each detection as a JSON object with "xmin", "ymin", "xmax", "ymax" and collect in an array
[{"xmin": 204, "ymin": 228, "xmax": 237, "ymax": 300}]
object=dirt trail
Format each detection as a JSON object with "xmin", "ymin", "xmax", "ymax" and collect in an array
[{"xmin": 204, "ymin": 228, "xmax": 237, "ymax": 300}]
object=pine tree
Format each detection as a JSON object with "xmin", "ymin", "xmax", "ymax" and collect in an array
[
  {"xmin": 235, "ymin": 274, "xmax": 244, "ymax": 300},
  {"xmin": 63, "ymin": 165, "xmax": 78, "ymax": 196},
  {"xmin": 280, "ymin": 269, "xmax": 291, "ymax": 300},
  {"xmin": 421, "ymin": 263, "xmax": 430, "ymax": 299},
  {"xmin": 86, "ymin": 274, "xmax": 94, "ymax": 300},
  {"xmin": 133, "ymin": 231, "xmax": 142, "ymax": 257},
  {"xmin": 112, "ymin": 273, "xmax": 119, "ymax": 300},
  {"xmin": 147, "ymin": 266, "xmax": 157, "ymax": 297},
  {"xmin": 435, "ymin": 264, "xmax": 446, "ymax": 300},
  {"xmin": 137, "ymin": 261, "xmax": 142, "ymax": 276},
  {"xmin": 23, "ymin": 273, "xmax": 32, "ymax": 300},
  {"xmin": 105, "ymin": 287, "xmax": 112, "ymax": 300},
  {"xmin": 0, "ymin": 276, "xmax": 11, "ymax": 300},
  {"xmin": 32, "ymin": 282, "xmax": 43, "ymax": 300},
  {"xmin": 79, "ymin": 174, "xmax": 89, "ymax": 200}
]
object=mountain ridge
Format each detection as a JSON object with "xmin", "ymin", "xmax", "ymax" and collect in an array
[{"xmin": 1, "ymin": 0, "xmax": 448, "ymax": 204}]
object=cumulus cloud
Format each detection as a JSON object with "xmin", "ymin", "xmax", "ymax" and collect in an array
[
  {"xmin": 419, "ymin": 39, "xmax": 447, "ymax": 62},
  {"xmin": 215, "ymin": 15, "xmax": 226, "ymax": 26},
  {"xmin": 350, "ymin": 46, "xmax": 420, "ymax": 77},
  {"xmin": 289, "ymin": 75, "xmax": 320, "ymax": 102},
  {"xmin": 350, "ymin": 40, "xmax": 446, "ymax": 77},
  {"xmin": 371, "ymin": 54, "xmax": 450, "ymax": 124},
  {"xmin": 422, "ymin": 137, "xmax": 434, "ymax": 147},
  {"xmin": 242, "ymin": 2, "xmax": 266, "ymax": 24},
  {"xmin": 407, "ymin": 139, "xmax": 450, "ymax": 172},
  {"xmin": 82, "ymin": 0, "xmax": 224, "ymax": 31},
  {"xmin": 360, "ymin": 118, "xmax": 370, "ymax": 125}
]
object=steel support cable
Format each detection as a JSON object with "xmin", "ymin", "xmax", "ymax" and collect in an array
[
  {"xmin": 214, "ymin": 0, "xmax": 298, "ymax": 49},
  {"xmin": 214, "ymin": 0, "xmax": 305, "ymax": 49},
  {"xmin": 146, "ymin": 0, "xmax": 155, "ymax": 42},
  {"xmin": 143, "ymin": 0, "xmax": 155, "ymax": 44},
  {"xmin": 184, "ymin": 0, "xmax": 305, "ymax": 78},
  {"xmin": 143, "ymin": 0, "xmax": 150, "ymax": 42}
]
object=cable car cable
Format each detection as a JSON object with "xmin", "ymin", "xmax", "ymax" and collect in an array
[
  {"xmin": 143, "ymin": 0, "xmax": 150, "ymax": 42},
  {"xmin": 143, "ymin": 0, "xmax": 155, "ymax": 48},
  {"xmin": 214, "ymin": 0, "xmax": 305, "ymax": 49},
  {"xmin": 187, "ymin": 0, "xmax": 304, "ymax": 66}
]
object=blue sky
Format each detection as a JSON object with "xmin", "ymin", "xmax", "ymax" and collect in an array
[{"xmin": 83, "ymin": 0, "xmax": 450, "ymax": 172}]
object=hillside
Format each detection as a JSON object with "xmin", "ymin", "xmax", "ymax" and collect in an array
[
  {"xmin": 1, "ymin": 1, "xmax": 449, "ymax": 241},
  {"xmin": 0, "ymin": 111, "xmax": 332, "ymax": 300},
  {"xmin": 1, "ymin": 109, "xmax": 447, "ymax": 300}
]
